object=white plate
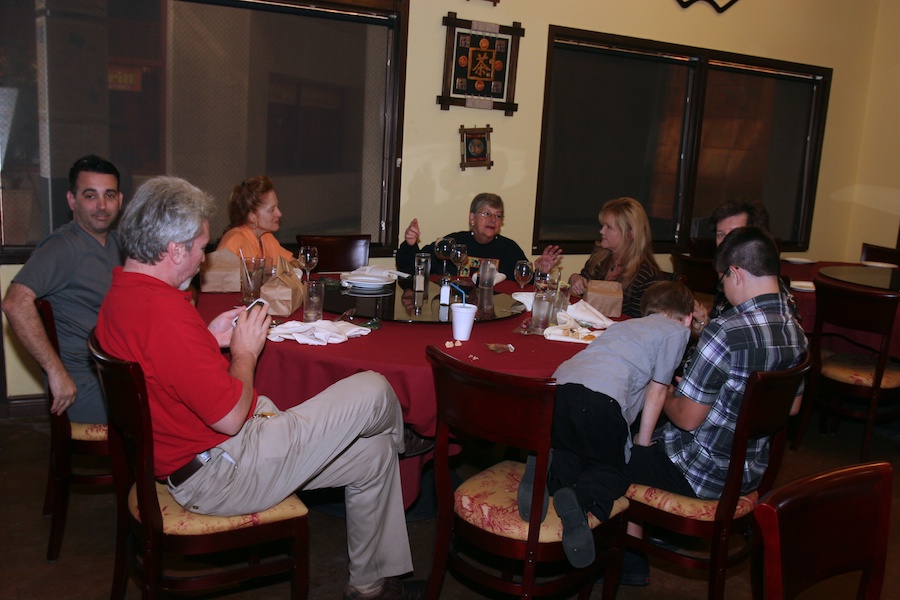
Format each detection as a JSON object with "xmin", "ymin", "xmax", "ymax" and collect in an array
[
  {"xmin": 783, "ymin": 257, "xmax": 815, "ymax": 264},
  {"xmin": 861, "ymin": 261, "xmax": 898, "ymax": 268},
  {"xmin": 790, "ymin": 280, "xmax": 815, "ymax": 292},
  {"xmin": 340, "ymin": 272, "xmax": 394, "ymax": 289}
]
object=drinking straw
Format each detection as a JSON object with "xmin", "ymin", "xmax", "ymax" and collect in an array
[
  {"xmin": 450, "ymin": 282, "xmax": 466, "ymax": 305},
  {"xmin": 238, "ymin": 248, "xmax": 251, "ymax": 283}
]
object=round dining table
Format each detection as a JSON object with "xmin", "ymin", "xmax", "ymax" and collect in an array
[{"xmin": 195, "ymin": 279, "xmax": 585, "ymax": 507}]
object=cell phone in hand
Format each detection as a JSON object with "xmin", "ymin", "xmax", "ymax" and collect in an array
[{"xmin": 232, "ymin": 298, "xmax": 269, "ymax": 326}]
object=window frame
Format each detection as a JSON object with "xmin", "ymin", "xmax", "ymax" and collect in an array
[{"xmin": 533, "ymin": 26, "xmax": 831, "ymax": 256}]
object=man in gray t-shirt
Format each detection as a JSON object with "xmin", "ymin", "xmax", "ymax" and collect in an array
[{"xmin": 1, "ymin": 155, "xmax": 123, "ymax": 423}]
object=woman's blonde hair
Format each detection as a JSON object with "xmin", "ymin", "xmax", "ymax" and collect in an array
[{"xmin": 583, "ymin": 197, "xmax": 659, "ymax": 292}]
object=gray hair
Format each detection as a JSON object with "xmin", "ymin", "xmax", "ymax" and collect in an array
[{"xmin": 119, "ymin": 176, "xmax": 216, "ymax": 265}]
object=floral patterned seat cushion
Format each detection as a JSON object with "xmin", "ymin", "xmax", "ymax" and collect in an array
[
  {"xmin": 128, "ymin": 483, "xmax": 308, "ymax": 535},
  {"xmin": 69, "ymin": 422, "xmax": 108, "ymax": 442},
  {"xmin": 454, "ymin": 460, "xmax": 629, "ymax": 543},
  {"xmin": 821, "ymin": 352, "xmax": 900, "ymax": 388},
  {"xmin": 625, "ymin": 484, "xmax": 758, "ymax": 521}
]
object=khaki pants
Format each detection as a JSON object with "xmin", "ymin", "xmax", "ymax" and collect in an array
[{"xmin": 169, "ymin": 371, "xmax": 413, "ymax": 587}]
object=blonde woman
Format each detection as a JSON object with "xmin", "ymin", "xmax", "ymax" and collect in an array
[{"xmin": 568, "ymin": 197, "xmax": 661, "ymax": 318}]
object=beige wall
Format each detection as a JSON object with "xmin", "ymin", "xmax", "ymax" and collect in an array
[
  {"xmin": 1, "ymin": 265, "xmax": 45, "ymax": 397},
  {"xmin": 380, "ymin": 0, "xmax": 898, "ymax": 273}
]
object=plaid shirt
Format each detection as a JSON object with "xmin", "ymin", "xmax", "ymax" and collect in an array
[{"xmin": 660, "ymin": 292, "xmax": 806, "ymax": 499}]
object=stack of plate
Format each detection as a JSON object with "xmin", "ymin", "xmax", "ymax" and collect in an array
[{"xmin": 340, "ymin": 272, "xmax": 395, "ymax": 296}]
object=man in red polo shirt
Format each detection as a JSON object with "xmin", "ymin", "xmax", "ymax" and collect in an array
[{"xmin": 96, "ymin": 176, "xmax": 424, "ymax": 600}]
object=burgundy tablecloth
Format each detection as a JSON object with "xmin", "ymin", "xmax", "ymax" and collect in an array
[
  {"xmin": 780, "ymin": 260, "xmax": 900, "ymax": 358},
  {"xmin": 195, "ymin": 280, "xmax": 583, "ymax": 507}
]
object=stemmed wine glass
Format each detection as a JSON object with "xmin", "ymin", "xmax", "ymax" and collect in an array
[
  {"xmin": 450, "ymin": 244, "xmax": 468, "ymax": 280},
  {"xmin": 434, "ymin": 237, "xmax": 455, "ymax": 281},
  {"xmin": 514, "ymin": 260, "xmax": 534, "ymax": 291},
  {"xmin": 298, "ymin": 245, "xmax": 318, "ymax": 281}
]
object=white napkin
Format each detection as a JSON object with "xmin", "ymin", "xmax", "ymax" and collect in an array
[
  {"xmin": 542, "ymin": 312, "xmax": 604, "ymax": 344},
  {"xmin": 566, "ymin": 300, "xmax": 614, "ymax": 329},
  {"xmin": 511, "ymin": 291, "xmax": 534, "ymax": 311},
  {"xmin": 471, "ymin": 272, "xmax": 508, "ymax": 286},
  {"xmin": 267, "ymin": 320, "xmax": 371, "ymax": 345},
  {"xmin": 352, "ymin": 265, "xmax": 410, "ymax": 279}
]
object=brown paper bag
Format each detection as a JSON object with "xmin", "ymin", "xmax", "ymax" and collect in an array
[
  {"xmin": 199, "ymin": 248, "xmax": 241, "ymax": 292},
  {"xmin": 583, "ymin": 280, "xmax": 623, "ymax": 318},
  {"xmin": 260, "ymin": 256, "xmax": 306, "ymax": 316}
]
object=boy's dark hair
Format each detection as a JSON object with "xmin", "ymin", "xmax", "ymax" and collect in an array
[
  {"xmin": 714, "ymin": 226, "xmax": 780, "ymax": 277},
  {"xmin": 68, "ymin": 154, "xmax": 121, "ymax": 192},
  {"xmin": 640, "ymin": 280, "xmax": 694, "ymax": 319},
  {"xmin": 709, "ymin": 200, "xmax": 770, "ymax": 233}
]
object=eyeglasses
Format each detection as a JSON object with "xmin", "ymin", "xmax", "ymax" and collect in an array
[
  {"xmin": 476, "ymin": 211, "xmax": 504, "ymax": 221},
  {"xmin": 717, "ymin": 268, "xmax": 735, "ymax": 290}
]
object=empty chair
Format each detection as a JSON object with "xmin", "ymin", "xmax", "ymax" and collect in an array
[
  {"xmin": 625, "ymin": 353, "xmax": 811, "ymax": 600},
  {"xmin": 670, "ymin": 252, "xmax": 719, "ymax": 297},
  {"xmin": 88, "ymin": 331, "xmax": 309, "ymax": 599},
  {"xmin": 792, "ymin": 275, "xmax": 900, "ymax": 461},
  {"xmin": 296, "ymin": 234, "xmax": 370, "ymax": 272},
  {"xmin": 860, "ymin": 242, "xmax": 900, "ymax": 266},
  {"xmin": 34, "ymin": 299, "xmax": 113, "ymax": 561},
  {"xmin": 752, "ymin": 461, "xmax": 892, "ymax": 600},
  {"xmin": 424, "ymin": 345, "xmax": 627, "ymax": 600}
]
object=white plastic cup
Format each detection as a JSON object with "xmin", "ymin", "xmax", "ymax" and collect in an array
[{"xmin": 450, "ymin": 302, "xmax": 477, "ymax": 341}]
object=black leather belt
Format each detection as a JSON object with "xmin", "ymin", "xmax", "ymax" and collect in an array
[{"xmin": 167, "ymin": 450, "xmax": 212, "ymax": 487}]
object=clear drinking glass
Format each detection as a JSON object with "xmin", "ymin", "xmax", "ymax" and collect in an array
[
  {"xmin": 514, "ymin": 260, "xmax": 534, "ymax": 290},
  {"xmin": 298, "ymin": 245, "xmax": 318, "ymax": 281},
  {"xmin": 450, "ymin": 244, "xmax": 468, "ymax": 278},
  {"xmin": 434, "ymin": 237, "xmax": 455, "ymax": 280}
]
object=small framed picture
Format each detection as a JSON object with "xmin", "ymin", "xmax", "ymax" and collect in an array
[{"xmin": 460, "ymin": 125, "xmax": 493, "ymax": 170}]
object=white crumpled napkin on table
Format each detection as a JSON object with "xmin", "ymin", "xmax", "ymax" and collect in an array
[
  {"xmin": 267, "ymin": 320, "xmax": 371, "ymax": 346},
  {"xmin": 542, "ymin": 312, "xmax": 604, "ymax": 344},
  {"xmin": 566, "ymin": 300, "xmax": 614, "ymax": 329},
  {"xmin": 511, "ymin": 291, "xmax": 534, "ymax": 311},
  {"xmin": 351, "ymin": 265, "xmax": 410, "ymax": 279}
]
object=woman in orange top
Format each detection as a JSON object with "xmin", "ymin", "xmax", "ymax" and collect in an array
[{"xmin": 217, "ymin": 176, "xmax": 295, "ymax": 262}]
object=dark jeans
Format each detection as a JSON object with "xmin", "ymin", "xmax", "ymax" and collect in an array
[
  {"xmin": 548, "ymin": 384, "xmax": 629, "ymax": 520},
  {"xmin": 624, "ymin": 442, "xmax": 697, "ymax": 498}
]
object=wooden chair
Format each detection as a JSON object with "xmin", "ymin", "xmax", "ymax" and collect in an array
[
  {"xmin": 296, "ymin": 234, "xmax": 370, "ymax": 273},
  {"xmin": 670, "ymin": 252, "xmax": 719, "ymax": 296},
  {"xmin": 34, "ymin": 299, "xmax": 113, "ymax": 561},
  {"xmin": 792, "ymin": 276, "xmax": 900, "ymax": 461},
  {"xmin": 424, "ymin": 345, "xmax": 628, "ymax": 600},
  {"xmin": 860, "ymin": 242, "xmax": 900, "ymax": 266},
  {"xmin": 88, "ymin": 331, "xmax": 309, "ymax": 599},
  {"xmin": 752, "ymin": 461, "xmax": 892, "ymax": 600},
  {"xmin": 625, "ymin": 352, "xmax": 811, "ymax": 600}
]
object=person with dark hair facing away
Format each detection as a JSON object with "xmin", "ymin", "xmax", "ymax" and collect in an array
[
  {"xmin": 2, "ymin": 154, "xmax": 123, "ymax": 423},
  {"xmin": 518, "ymin": 281, "xmax": 695, "ymax": 575},
  {"xmin": 396, "ymin": 192, "xmax": 562, "ymax": 280},
  {"xmin": 620, "ymin": 226, "xmax": 807, "ymax": 587},
  {"xmin": 98, "ymin": 176, "xmax": 425, "ymax": 600}
]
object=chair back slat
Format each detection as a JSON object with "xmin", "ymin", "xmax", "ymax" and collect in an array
[
  {"xmin": 88, "ymin": 330, "xmax": 164, "ymax": 532},
  {"xmin": 425, "ymin": 345, "xmax": 556, "ymax": 452},
  {"xmin": 670, "ymin": 253, "xmax": 719, "ymax": 296},
  {"xmin": 296, "ymin": 234, "xmax": 370, "ymax": 273},
  {"xmin": 754, "ymin": 461, "xmax": 893, "ymax": 600},
  {"xmin": 813, "ymin": 275, "xmax": 900, "ymax": 337},
  {"xmin": 34, "ymin": 299, "xmax": 61, "ymax": 354},
  {"xmin": 718, "ymin": 352, "xmax": 811, "ymax": 516},
  {"xmin": 860, "ymin": 242, "xmax": 900, "ymax": 266}
]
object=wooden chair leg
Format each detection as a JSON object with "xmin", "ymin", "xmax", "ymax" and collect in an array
[{"xmin": 45, "ymin": 448, "xmax": 71, "ymax": 561}]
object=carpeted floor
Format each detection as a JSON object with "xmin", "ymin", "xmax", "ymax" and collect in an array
[{"xmin": 1, "ymin": 413, "xmax": 897, "ymax": 599}]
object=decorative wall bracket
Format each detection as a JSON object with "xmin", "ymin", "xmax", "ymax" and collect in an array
[
  {"xmin": 437, "ymin": 12, "xmax": 524, "ymax": 116},
  {"xmin": 675, "ymin": 0, "xmax": 741, "ymax": 13},
  {"xmin": 460, "ymin": 125, "xmax": 493, "ymax": 170}
]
